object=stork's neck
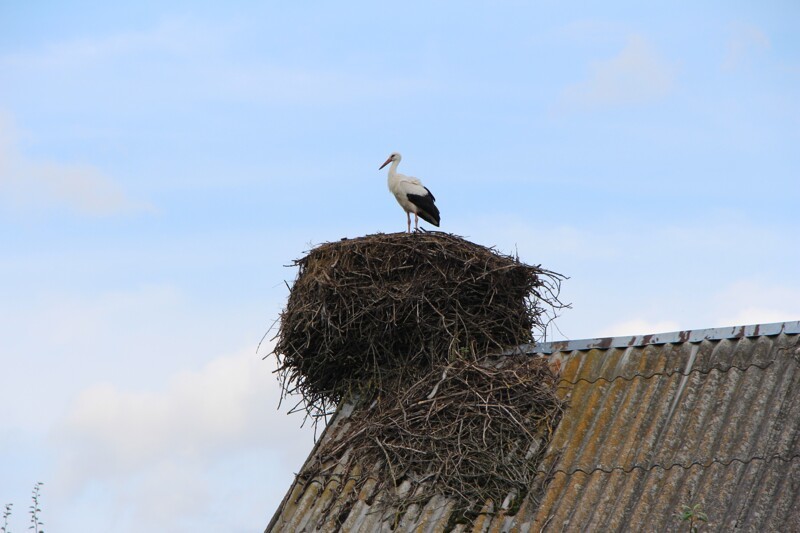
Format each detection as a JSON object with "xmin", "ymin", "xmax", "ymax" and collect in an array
[{"xmin": 386, "ymin": 160, "xmax": 400, "ymax": 181}]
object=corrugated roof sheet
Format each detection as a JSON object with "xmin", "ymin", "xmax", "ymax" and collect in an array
[{"xmin": 267, "ymin": 321, "xmax": 800, "ymax": 532}]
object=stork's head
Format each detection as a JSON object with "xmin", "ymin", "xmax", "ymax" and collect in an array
[{"xmin": 379, "ymin": 152, "xmax": 401, "ymax": 170}]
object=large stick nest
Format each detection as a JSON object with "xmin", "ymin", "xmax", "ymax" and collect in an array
[
  {"xmin": 272, "ymin": 231, "xmax": 566, "ymax": 421},
  {"xmin": 270, "ymin": 231, "xmax": 568, "ymax": 520}
]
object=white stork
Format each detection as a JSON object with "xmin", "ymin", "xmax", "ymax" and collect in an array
[{"xmin": 379, "ymin": 152, "xmax": 441, "ymax": 233}]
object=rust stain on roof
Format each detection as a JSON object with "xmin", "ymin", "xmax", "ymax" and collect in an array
[{"xmin": 267, "ymin": 322, "xmax": 800, "ymax": 532}]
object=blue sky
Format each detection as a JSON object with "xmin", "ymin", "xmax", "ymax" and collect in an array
[{"xmin": 1, "ymin": 1, "xmax": 798, "ymax": 531}]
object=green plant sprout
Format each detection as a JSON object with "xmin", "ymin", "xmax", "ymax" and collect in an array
[
  {"xmin": 678, "ymin": 502, "xmax": 708, "ymax": 532},
  {"xmin": 28, "ymin": 482, "xmax": 44, "ymax": 533},
  {"xmin": 2, "ymin": 504, "xmax": 12, "ymax": 533},
  {"xmin": 1, "ymin": 482, "xmax": 44, "ymax": 533}
]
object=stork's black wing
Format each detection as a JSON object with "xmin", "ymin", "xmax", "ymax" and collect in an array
[{"xmin": 407, "ymin": 190, "xmax": 440, "ymax": 227}]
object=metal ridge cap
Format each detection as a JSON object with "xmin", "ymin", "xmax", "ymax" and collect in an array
[{"xmin": 517, "ymin": 320, "xmax": 800, "ymax": 355}]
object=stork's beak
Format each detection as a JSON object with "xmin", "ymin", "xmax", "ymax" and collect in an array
[{"xmin": 379, "ymin": 156, "xmax": 392, "ymax": 170}]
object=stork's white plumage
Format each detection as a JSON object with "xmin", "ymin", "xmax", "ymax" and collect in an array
[{"xmin": 379, "ymin": 152, "xmax": 441, "ymax": 233}]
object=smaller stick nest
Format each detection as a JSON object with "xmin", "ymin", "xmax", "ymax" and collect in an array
[
  {"xmin": 272, "ymin": 232, "xmax": 565, "ymax": 420},
  {"xmin": 304, "ymin": 354, "xmax": 564, "ymax": 520}
]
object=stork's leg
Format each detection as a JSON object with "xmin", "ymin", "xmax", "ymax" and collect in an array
[
  {"xmin": 414, "ymin": 213, "xmax": 419, "ymax": 231},
  {"xmin": 407, "ymin": 212, "xmax": 411, "ymax": 233}
]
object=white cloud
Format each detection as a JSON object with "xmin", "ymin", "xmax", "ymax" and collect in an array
[
  {"xmin": 592, "ymin": 281, "xmax": 799, "ymax": 340},
  {"xmin": 0, "ymin": 18, "xmax": 227, "ymax": 71},
  {"xmin": 722, "ymin": 23, "xmax": 770, "ymax": 71},
  {"xmin": 122, "ymin": 460, "xmax": 212, "ymax": 530},
  {"xmin": 599, "ymin": 318, "xmax": 682, "ymax": 338},
  {"xmin": 50, "ymin": 348, "xmax": 314, "ymax": 532},
  {"xmin": 559, "ymin": 34, "xmax": 675, "ymax": 110},
  {"xmin": 462, "ymin": 215, "xmax": 622, "ymax": 263},
  {"xmin": 554, "ymin": 19, "xmax": 632, "ymax": 44},
  {"xmin": 0, "ymin": 114, "xmax": 147, "ymax": 215},
  {"xmin": 593, "ymin": 280, "xmax": 798, "ymax": 344},
  {"xmin": 457, "ymin": 211, "xmax": 800, "ymax": 342},
  {"xmin": 711, "ymin": 280, "xmax": 800, "ymax": 327},
  {"xmin": 1, "ymin": 19, "xmax": 435, "ymax": 108},
  {"xmin": 55, "ymin": 348, "xmax": 310, "ymax": 486},
  {"xmin": 211, "ymin": 64, "xmax": 438, "ymax": 105}
]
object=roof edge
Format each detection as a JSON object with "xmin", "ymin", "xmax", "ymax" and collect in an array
[{"xmin": 518, "ymin": 320, "xmax": 800, "ymax": 355}]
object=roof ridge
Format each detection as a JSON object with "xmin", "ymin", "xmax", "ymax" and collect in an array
[{"xmin": 521, "ymin": 320, "xmax": 800, "ymax": 355}]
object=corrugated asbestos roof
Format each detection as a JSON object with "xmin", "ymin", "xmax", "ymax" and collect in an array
[{"xmin": 267, "ymin": 321, "xmax": 800, "ymax": 532}]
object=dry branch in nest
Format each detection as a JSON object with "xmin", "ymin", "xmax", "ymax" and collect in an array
[
  {"xmin": 302, "ymin": 354, "xmax": 564, "ymax": 520},
  {"xmin": 271, "ymin": 231, "xmax": 567, "ymax": 422}
]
